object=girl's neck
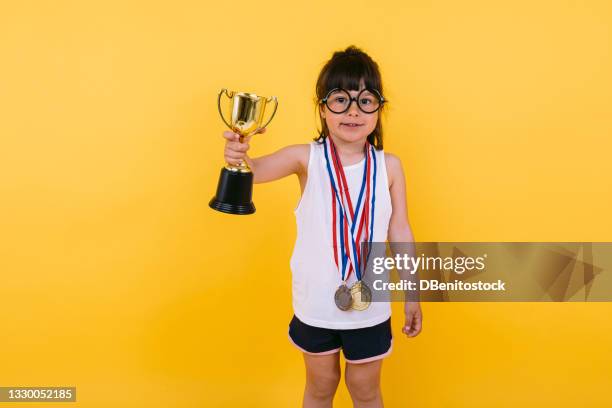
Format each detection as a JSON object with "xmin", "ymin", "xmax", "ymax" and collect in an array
[{"xmin": 328, "ymin": 134, "xmax": 366, "ymax": 165}]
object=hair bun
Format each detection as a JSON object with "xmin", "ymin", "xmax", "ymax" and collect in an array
[{"xmin": 343, "ymin": 45, "xmax": 362, "ymax": 55}]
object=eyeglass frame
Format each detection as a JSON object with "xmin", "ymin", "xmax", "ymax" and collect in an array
[{"xmin": 319, "ymin": 88, "xmax": 386, "ymax": 114}]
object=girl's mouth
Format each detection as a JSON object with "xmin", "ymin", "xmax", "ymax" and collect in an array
[{"xmin": 341, "ymin": 123, "xmax": 363, "ymax": 128}]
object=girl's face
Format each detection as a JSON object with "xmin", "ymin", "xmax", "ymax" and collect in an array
[{"xmin": 320, "ymin": 82, "xmax": 379, "ymax": 146}]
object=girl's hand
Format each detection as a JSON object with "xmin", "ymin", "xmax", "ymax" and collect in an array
[
  {"xmin": 402, "ymin": 302, "xmax": 422, "ymax": 337},
  {"xmin": 222, "ymin": 128, "xmax": 266, "ymax": 166}
]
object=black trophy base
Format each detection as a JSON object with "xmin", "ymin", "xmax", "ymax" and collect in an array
[{"xmin": 209, "ymin": 167, "xmax": 256, "ymax": 215}]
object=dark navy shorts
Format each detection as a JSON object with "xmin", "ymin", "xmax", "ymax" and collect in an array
[{"xmin": 288, "ymin": 314, "xmax": 393, "ymax": 364}]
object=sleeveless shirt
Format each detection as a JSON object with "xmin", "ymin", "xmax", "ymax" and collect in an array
[{"xmin": 290, "ymin": 140, "xmax": 393, "ymax": 329}]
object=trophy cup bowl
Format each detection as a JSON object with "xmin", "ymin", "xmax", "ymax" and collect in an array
[{"xmin": 209, "ymin": 88, "xmax": 278, "ymax": 215}]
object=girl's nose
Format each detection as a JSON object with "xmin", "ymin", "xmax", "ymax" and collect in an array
[{"xmin": 347, "ymin": 101, "xmax": 360, "ymax": 116}]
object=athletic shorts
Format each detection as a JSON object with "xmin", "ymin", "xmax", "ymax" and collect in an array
[{"xmin": 288, "ymin": 314, "xmax": 393, "ymax": 364}]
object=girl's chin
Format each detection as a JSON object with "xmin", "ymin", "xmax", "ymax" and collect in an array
[{"xmin": 335, "ymin": 131, "xmax": 368, "ymax": 142}]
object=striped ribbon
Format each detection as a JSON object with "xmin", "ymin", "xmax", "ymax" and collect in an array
[{"xmin": 322, "ymin": 135, "xmax": 377, "ymax": 282}]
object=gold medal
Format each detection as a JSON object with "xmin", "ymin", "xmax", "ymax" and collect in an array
[
  {"xmin": 334, "ymin": 284, "xmax": 353, "ymax": 311},
  {"xmin": 350, "ymin": 281, "xmax": 372, "ymax": 311}
]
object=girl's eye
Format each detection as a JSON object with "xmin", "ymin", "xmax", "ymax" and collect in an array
[
  {"xmin": 335, "ymin": 97, "xmax": 346, "ymax": 103},
  {"xmin": 360, "ymin": 98, "xmax": 371, "ymax": 105}
]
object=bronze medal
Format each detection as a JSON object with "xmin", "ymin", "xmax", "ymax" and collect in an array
[
  {"xmin": 350, "ymin": 281, "xmax": 372, "ymax": 311},
  {"xmin": 334, "ymin": 284, "xmax": 353, "ymax": 311}
]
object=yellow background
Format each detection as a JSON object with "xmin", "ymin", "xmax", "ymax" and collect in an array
[{"xmin": 1, "ymin": 1, "xmax": 611, "ymax": 407}]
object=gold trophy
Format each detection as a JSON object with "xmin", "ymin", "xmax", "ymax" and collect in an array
[{"xmin": 209, "ymin": 89, "xmax": 278, "ymax": 215}]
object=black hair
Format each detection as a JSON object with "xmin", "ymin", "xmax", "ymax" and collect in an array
[{"xmin": 313, "ymin": 45, "xmax": 385, "ymax": 150}]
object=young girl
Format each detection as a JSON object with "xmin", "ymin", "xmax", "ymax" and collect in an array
[{"xmin": 222, "ymin": 46, "xmax": 422, "ymax": 408}]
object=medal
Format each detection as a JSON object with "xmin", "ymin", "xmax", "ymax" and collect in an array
[
  {"xmin": 323, "ymin": 135, "xmax": 378, "ymax": 311},
  {"xmin": 350, "ymin": 281, "xmax": 372, "ymax": 311},
  {"xmin": 334, "ymin": 284, "xmax": 353, "ymax": 311}
]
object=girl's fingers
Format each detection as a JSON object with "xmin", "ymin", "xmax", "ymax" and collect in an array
[
  {"xmin": 222, "ymin": 131, "xmax": 257, "ymax": 142},
  {"xmin": 403, "ymin": 315, "xmax": 413, "ymax": 335},
  {"xmin": 222, "ymin": 131, "xmax": 252, "ymax": 169},
  {"xmin": 224, "ymin": 150, "xmax": 245, "ymax": 160},
  {"xmin": 227, "ymin": 141, "xmax": 249, "ymax": 152},
  {"xmin": 222, "ymin": 131, "xmax": 238, "ymax": 141},
  {"xmin": 403, "ymin": 312, "xmax": 422, "ymax": 337},
  {"xmin": 413, "ymin": 315, "xmax": 422, "ymax": 336}
]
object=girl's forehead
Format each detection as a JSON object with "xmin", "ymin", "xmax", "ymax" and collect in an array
[
  {"xmin": 327, "ymin": 74, "xmax": 367, "ymax": 89},
  {"xmin": 327, "ymin": 79, "xmax": 368, "ymax": 93}
]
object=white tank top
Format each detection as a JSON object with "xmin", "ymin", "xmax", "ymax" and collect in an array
[{"xmin": 290, "ymin": 140, "xmax": 393, "ymax": 329}]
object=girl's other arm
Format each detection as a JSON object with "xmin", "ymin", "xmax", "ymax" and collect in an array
[
  {"xmin": 385, "ymin": 153, "xmax": 422, "ymax": 338},
  {"xmin": 386, "ymin": 153, "xmax": 414, "ymax": 242},
  {"xmin": 222, "ymin": 130, "xmax": 308, "ymax": 184}
]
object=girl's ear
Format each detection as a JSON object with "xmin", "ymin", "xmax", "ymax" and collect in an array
[{"xmin": 319, "ymin": 105, "xmax": 326, "ymax": 120}]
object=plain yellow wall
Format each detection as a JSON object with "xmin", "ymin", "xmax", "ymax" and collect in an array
[{"xmin": 1, "ymin": 1, "xmax": 611, "ymax": 407}]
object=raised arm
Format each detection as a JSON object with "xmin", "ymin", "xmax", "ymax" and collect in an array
[{"xmin": 222, "ymin": 130, "xmax": 309, "ymax": 184}]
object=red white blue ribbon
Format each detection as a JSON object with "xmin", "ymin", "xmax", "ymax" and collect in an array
[{"xmin": 323, "ymin": 135, "xmax": 377, "ymax": 282}]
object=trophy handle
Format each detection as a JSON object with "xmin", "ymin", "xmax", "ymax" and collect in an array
[
  {"xmin": 217, "ymin": 88, "xmax": 234, "ymax": 129},
  {"xmin": 259, "ymin": 96, "xmax": 278, "ymax": 130}
]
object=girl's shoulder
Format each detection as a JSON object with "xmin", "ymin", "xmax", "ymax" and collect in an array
[
  {"xmin": 382, "ymin": 151, "xmax": 404, "ymax": 188},
  {"xmin": 383, "ymin": 151, "xmax": 401, "ymax": 166}
]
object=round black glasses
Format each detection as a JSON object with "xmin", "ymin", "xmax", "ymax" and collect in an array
[{"xmin": 320, "ymin": 88, "xmax": 385, "ymax": 114}]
